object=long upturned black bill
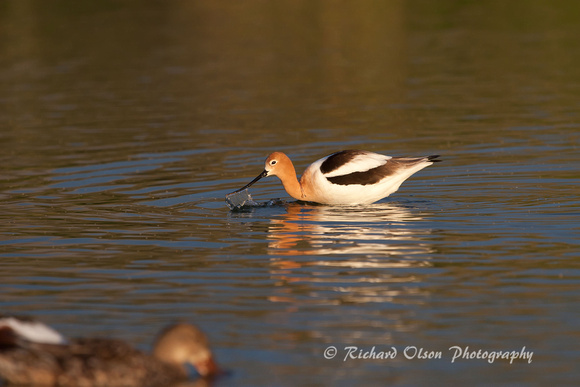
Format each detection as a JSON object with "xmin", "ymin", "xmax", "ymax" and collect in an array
[{"xmin": 231, "ymin": 170, "xmax": 268, "ymax": 193}]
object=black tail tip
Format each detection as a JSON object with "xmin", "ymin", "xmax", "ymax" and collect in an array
[{"xmin": 428, "ymin": 155, "xmax": 442, "ymax": 162}]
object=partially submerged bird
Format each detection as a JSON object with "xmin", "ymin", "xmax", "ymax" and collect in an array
[
  {"xmin": 229, "ymin": 150, "xmax": 440, "ymax": 205},
  {"xmin": 0, "ymin": 315, "xmax": 219, "ymax": 387}
]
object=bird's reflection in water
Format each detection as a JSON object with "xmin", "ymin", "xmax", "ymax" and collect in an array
[
  {"xmin": 266, "ymin": 201, "xmax": 435, "ymax": 305},
  {"xmin": 268, "ymin": 201, "xmax": 434, "ymax": 258}
]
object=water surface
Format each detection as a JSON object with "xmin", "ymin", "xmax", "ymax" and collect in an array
[{"xmin": 1, "ymin": 1, "xmax": 579, "ymax": 385}]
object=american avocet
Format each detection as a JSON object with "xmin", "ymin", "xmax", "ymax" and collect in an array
[
  {"xmin": 230, "ymin": 150, "xmax": 440, "ymax": 205},
  {"xmin": 0, "ymin": 315, "xmax": 220, "ymax": 386}
]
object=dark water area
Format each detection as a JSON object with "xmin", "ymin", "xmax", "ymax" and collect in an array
[{"xmin": 1, "ymin": 1, "xmax": 579, "ymax": 385}]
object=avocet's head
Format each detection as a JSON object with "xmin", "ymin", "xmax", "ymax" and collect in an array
[
  {"xmin": 231, "ymin": 152, "xmax": 291, "ymax": 193},
  {"xmin": 264, "ymin": 152, "xmax": 291, "ymax": 177}
]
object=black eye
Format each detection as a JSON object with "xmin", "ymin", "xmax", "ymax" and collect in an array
[{"xmin": 270, "ymin": 160, "xmax": 277, "ymax": 165}]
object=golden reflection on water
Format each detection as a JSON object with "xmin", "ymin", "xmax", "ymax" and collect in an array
[
  {"xmin": 266, "ymin": 202, "xmax": 433, "ymax": 305},
  {"xmin": 267, "ymin": 202, "xmax": 433, "ymax": 258}
]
